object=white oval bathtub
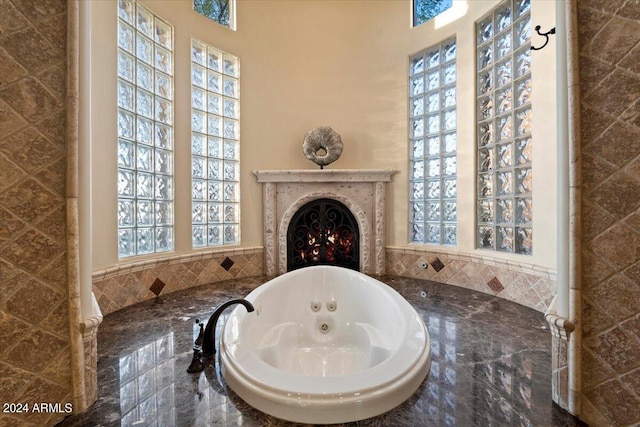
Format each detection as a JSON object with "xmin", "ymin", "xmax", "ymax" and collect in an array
[{"xmin": 220, "ymin": 266, "xmax": 431, "ymax": 424}]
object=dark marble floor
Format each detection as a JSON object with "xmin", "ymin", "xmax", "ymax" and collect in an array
[{"xmin": 57, "ymin": 275, "xmax": 586, "ymax": 427}]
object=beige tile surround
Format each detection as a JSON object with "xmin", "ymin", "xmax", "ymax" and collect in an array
[
  {"xmin": 92, "ymin": 247, "xmax": 264, "ymax": 315},
  {"xmin": 578, "ymin": 1, "xmax": 640, "ymax": 425},
  {"xmin": 386, "ymin": 246, "xmax": 557, "ymax": 312},
  {"xmin": 0, "ymin": 0, "xmax": 74, "ymax": 424}
]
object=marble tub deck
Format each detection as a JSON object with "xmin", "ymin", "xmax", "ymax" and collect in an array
[{"xmin": 57, "ymin": 275, "xmax": 585, "ymax": 427}]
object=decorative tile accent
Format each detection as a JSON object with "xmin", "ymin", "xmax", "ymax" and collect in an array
[
  {"xmin": 149, "ymin": 278, "xmax": 166, "ymax": 296},
  {"xmin": 430, "ymin": 258, "xmax": 445, "ymax": 272},
  {"xmin": 221, "ymin": 256, "xmax": 234, "ymax": 271},
  {"xmin": 487, "ymin": 276, "xmax": 504, "ymax": 294}
]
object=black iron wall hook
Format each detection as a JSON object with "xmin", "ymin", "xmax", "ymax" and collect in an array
[{"xmin": 530, "ymin": 25, "xmax": 556, "ymax": 51}]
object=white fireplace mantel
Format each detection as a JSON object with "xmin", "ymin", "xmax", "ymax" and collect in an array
[{"xmin": 254, "ymin": 169, "xmax": 397, "ymax": 276}]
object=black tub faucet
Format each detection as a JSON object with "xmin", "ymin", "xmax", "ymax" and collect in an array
[
  {"xmin": 187, "ymin": 298, "xmax": 254, "ymax": 373},
  {"xmin": 202, "ymin": 299, "xmax": 254, "ymax": 358}
]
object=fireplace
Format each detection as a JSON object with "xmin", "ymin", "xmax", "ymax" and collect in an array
[
  {"xmin": 254, "ymin": 169, "xmax": 396, "ymax": 275},
  {"xmin": 287, "ymin": 198, "xmax": 359, "ymax": 271}
]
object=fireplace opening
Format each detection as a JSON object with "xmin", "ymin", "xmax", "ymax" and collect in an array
[{"xmin": 287, "ymin": 198, "xmax": 359, "ymax": 271}]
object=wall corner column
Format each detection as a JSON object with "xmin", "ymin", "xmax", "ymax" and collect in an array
[{"xmin": 550, "ymin": 0, "xmax": 582, "ymax": 417}]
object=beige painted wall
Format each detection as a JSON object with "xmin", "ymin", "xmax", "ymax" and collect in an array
[{"xmin": 89, "ymin": 0, "xmax": 557, "ymax": 272}]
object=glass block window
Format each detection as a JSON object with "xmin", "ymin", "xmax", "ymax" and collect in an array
[
  {"xmin": 476, "ymin": 0, "xmax": 532, "ymax": 254},
  {"xmin": 413, "ymin": 0, "xmax": 453, "ymax": 27},
  {"xmin": 409, "ymin": 38, "xmax": 457, "ymax": 245},
  {"xmin": 194, "ymin": 0, "xmax": 233, "ymax": 29},
  {"xmin": 191, "ymin": 40, "xmax": 240, "ymax": 247},
  {"xmin": 117, "ymin": 0, "xmax": 174, "ymax": 258}
]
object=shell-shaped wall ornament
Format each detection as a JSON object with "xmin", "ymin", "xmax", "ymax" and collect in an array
[{"xmin": 302, "ymin": 126, "xmax": 343, "ymax": 169}]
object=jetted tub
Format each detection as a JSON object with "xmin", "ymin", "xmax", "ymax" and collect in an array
[{"xmin": 220, "ymin": 265, "xmax": 431, "ymax": 424}]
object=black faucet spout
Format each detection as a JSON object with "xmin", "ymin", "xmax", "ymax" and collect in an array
[{"xmin": 201, "ymin": 298, "xmax": 254, "ymax": 358}]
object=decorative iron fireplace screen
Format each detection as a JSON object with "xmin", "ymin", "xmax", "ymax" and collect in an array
[{"xmin": 287, "ymin": 198, "xmax": 359, "ymax": 271}]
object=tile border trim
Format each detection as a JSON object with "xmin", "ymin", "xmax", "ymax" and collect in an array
[
  {"xmin": 389, "ymin": 245, "xmax": 558, "ymax": 279},
  {"xmin": 92, "ymin": 246, "xmax": 264, "ymax": 280}
]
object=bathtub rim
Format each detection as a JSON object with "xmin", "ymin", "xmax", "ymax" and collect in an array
[{"xmin": 222, "ymin": 336, "xmax": 430, "ymax": 424}]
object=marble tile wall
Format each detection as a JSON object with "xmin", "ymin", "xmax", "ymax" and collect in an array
[
  {"xmin": 0, "ymin": 0, "xmax": 72, "ymax": 425},
  {"xmin": 92, "ymin": 248, "xmax": 264, "ymax": 315},
  {"xmin": 385, "ymin": 247, "xmax": 556, "ymax": 312},
  {"xmin": 578, "ymin": 1, "xmax": 640, "ymax": 425}
]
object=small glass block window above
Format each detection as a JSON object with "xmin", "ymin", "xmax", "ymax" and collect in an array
[
  {"xmin": 413, "ymin": 0, "xmax": 453, "ymax": 27},
  {"xmin": 409, "ymin": 38, "xmax": 457, "ymax": 246},
  {"xmin": 476, "ymin": 0, "xmax": 532, "ymax": 255},
  {"xmin": 194, "ymin": 0, "xmax": 234, "ymax": 29},
  {"xmin": 192, "ymin": 39, "xmax": 240, "ymax": 248},
  {"xmin": 117, "ymin": 0, "xmax": 174, "ymax": 258}
]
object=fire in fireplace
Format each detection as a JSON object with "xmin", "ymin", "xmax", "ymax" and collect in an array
[{"xmin": 287, "ymin": 198, "xmax": 359, "ymax": 271}]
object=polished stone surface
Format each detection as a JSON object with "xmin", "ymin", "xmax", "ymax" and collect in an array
[{"xmin": 57, "ymin": 275, "xmax": 585, "ymax": 427}]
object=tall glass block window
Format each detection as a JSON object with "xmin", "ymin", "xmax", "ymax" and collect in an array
[
  {"xmin": 117, "ymin": 0, "xmax": 174, "ymax": 258},
  {"xmin": 194, "ymin": 0, "xmax": 233, "ymax": 29},
  {"xmin": 191, "ymin": 40, "xmax": 240, "ymax": 247},
  {"xmin": 409, "ymin": 38, "xmax": 457, "ymax": 245},
  {"xmin": 476, "ymin": 0, "xmax": 532, "ymax": 254},
  {"xmin": 413, "ymin": 0, "xmax": 453, "ymax": 27}
]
